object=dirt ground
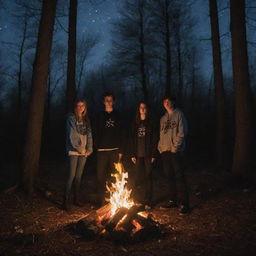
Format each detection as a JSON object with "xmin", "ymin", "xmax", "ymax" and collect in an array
[{"xmin": 0, "ymin": 158, "xmax": 256, "ymax": 256}]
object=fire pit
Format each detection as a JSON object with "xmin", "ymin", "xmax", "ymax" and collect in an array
[{"xmin": 76, "ymin": 163, "xmax": 162, "ymax": 243}]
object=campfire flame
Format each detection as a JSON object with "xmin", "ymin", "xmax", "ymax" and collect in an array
[{"xmin": 106, "ymin": 162, "xmax": 134, "ymax": 216}]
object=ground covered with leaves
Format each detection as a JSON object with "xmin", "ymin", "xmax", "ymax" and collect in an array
[{"xmin": 0, "ymin": 158, "xmax": 256, "ymax": 256}]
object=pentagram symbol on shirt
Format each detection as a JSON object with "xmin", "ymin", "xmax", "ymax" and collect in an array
[{"xmin": 106, "ymin": 118, "xmax": 115, "ymax": 128}]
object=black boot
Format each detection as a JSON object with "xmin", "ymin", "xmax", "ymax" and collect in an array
[
  {"xmin": 63, "ymin": 193, "xmax": 71, "ymax": 211},
  {"xmin": 74, "ymin": 184, "xmax": 83, "ymax": 207}
]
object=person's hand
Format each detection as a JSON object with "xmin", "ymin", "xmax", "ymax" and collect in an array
[
  {"xmin": 131, "ymin": 157, "xmax": 136, "ymax": 164},
  {"xmin": 118, "ymin": 153, "xmax": 123, "ymax": 162},
  {"xmin": 81, "ymin": 149, "xmax": 86, "ymax": 155},
  {"xmin": 84, "ymin": 152, "xmax": 91, "ymax": 157},
  {"xmin": 151, "ymin": 157, "xmax": 156, "ymax": 163}
]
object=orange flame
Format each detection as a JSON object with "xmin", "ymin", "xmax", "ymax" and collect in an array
[{"xmin": 106, "ymin": 162, "xmax": 134, "ymax": 216}]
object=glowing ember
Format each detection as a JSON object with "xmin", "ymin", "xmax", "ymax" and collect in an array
[
  {"xmin": 106, "ymin": 162, "xmax": 134, "ymax": 216},
  {"xmin": 132, "ymin": 219, "xmax": 143, "ymax": 233}
]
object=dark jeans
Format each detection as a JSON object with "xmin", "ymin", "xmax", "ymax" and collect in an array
[
  {"xmin": 134, "ymin": 157, "xmax": 153, "ymax": 205},
  {"xmin": 65, "ymin": 155, "xmax": 87, "ymax": 196},
  {"xmin": 96, "ymin": 150, "xmax": 119, "ymax": 202},
  {"xmin": 161, "ymin": 151, "xmax": 189, "ymax": 206}
]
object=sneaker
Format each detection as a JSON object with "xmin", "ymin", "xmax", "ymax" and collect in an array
[
  {"xmin": 179, "ymin": 205, "xmax": 190, "ymax": 215},
  {"xmin": 160, "ymin": 200, "xmax": 177, "ymax": 209}
]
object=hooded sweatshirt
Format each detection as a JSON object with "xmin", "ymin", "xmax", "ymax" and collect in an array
[
  {"xmin": 158, "ymin": 108, "xmax": 188, "ymax": 153},
  {"xmin": 66, "ymin": 113, "xmax": 93, "ymax": 155}
]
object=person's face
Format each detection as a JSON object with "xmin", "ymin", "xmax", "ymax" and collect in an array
[
  {"xmin": 139, "ymin": 103, "xmax": 147, "ymax": 115},
  {"xmin": 104, "ymin": 96, "xmax": 114, "ymax": 109},
  {"xmin": 163, "ymin": 99, "xmax": 173, "ymax": 110},
  {"xmin": 76, "ymin": 101, "xmax": 86, "ymax": 115}
]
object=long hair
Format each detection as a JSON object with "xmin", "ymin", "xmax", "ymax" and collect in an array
[
  {"xmin": 73, "ymin": 99, "xmax": 91, "ymax": 128},
  {"xmin": 135, "ymin": 102, "xmax": 150, "ymax": 125}
]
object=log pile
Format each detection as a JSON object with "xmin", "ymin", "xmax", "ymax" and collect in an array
[{"xmin": 76, "ymin": 203, "xmax": 161, "ymax": 242}]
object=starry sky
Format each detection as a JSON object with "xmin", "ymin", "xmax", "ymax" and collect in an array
[
  {"xmin": 76, "ymin": 0, "xmax": 121, "ymax": 68},
  {"xmin": 0, "ymin": 0, "xmax": 121, "ymax": 70},
  {"xmin": 1, "ymin": 0, "xmax": 250, "ymax": 84}
]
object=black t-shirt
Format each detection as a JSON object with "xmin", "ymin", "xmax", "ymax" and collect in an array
[
  {"xmin": 96, "ymin": 110, "xmax": 122, "ymax": 150},
  {"xmin": 137, "ymin": 120, "xmax": 146, "ymax": 157}
]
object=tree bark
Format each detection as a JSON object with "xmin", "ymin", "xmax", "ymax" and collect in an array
[
  {"xmin": 209, "ymin": 0, "xmax": 226, "ymax": 167},
  {"xmin": 230, "ymin": 0, "xmax": 252, "ymax": 176},
  {"xmin": 138, "ymin": 0, "xmax": 147, "ymax": 101},
  {"xmin": 66, "ymin": 0, "xmax": 77, "ymax": 113},
  {"xmin": 164, "ymin": 0, "xmax": 171, "ymax": 96},
  {"xmin": 22, "ymin": 0, "xmax": 57, "ymax": 194},
  {"xmin": 176, "ymin": 16, "xmax": 183, "ymax": 106},
  {"xmin": 18, "ymin": 19, "xmax": 27, "ymax": 113}
]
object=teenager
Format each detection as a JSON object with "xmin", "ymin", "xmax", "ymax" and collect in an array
[
  {"xmin": 130, "ymin": 102, "xmax": 158, "ymax": 208},
  {"xmin": 94, "ymin": 93, "xmax": 123, "ymax": 206},
  {"xmin": 63, "ymin": 100, "xmax": 93, "ymax": 211},
  {"xmin": 158, "ymin": 96, "xmax": 190, "ymax": 214}
]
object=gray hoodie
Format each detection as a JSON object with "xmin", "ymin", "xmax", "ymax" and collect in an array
[
  {"xmin": 158, "ymin": 108, "xmax": 188, "ymax": 153},
  {"xmin": 66, "ymin": 113, "xmax": 93, "ymax": 155}
]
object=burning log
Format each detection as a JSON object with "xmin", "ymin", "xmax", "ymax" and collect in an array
[
  {"xmin": 133, "ymin": 214, "xmax": 160, "ymax": 241},
  {"xmin": 119, "ymin": 205, "xmax": 145, "ymax": 232},
  {"xmin": 105, "ymin": 207, "xmax": 128, "ymax": 232},
  {"xmin": 135, "ymin": 213, "xmax": 159, "ymax": 227},
  {"xmin": 96, "ymin": 203, "xmax": 111, "ymax": 217}
]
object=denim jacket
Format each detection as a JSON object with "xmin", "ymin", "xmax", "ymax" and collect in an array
[{"xmin": 66, "ymin": 113, "xmax": 93, "ymax": 154}]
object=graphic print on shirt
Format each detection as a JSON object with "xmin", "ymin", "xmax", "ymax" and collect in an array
[
  {"xmin": 162, "ymin": 119, "xmax": 177, "ymax": 134},
  {"xmin": 138, "ymin": 125, "xmax": 146, "ymax": 137},
  {"xmin": 105, "ymin": 118, "xmax": 115, "ymax": 128},
  {"xmin": 76, "ymin": 120, "xmax": 87, "ymax": 135}
]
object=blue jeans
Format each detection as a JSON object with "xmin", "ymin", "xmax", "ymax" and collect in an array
[{"xmin": 65, "ymin": 155, "xmax": 87, "ymax": 196}]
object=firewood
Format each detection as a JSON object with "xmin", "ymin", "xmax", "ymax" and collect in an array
[
  {"xmin": 135, "ymin": 213, "xmax": 159, "ymax": 227},
  {"xmin": 109, "ymin": 229, "xmax": 131, "ymax": 244},
  {"xmin": 132, "ymin": 225, "xmax": 159, "ymax": 241},
  {"xmin": 105, "ymin": 207, "xmax": 128, "ymax": 232},
  {"xmin": 76, "ymin": 221, "xmax": 104, "ymax": 240},
  {"xmin": 77, "ymin": 210, "xmax": 98, "ymax": 227},
  {"xmin": 96, "ymin": 203, "xmax": 111, "ymax": 217},
  {"xmin": 132, "ymin": 214, "xmax": 160, "ymax": 241},
  {"xmin": 119, "ymin": 205, "xmax": 145, "ymax": 232}
]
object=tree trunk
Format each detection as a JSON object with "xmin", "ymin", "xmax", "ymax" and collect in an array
[
  {"xmin": 18, "ymin": 19, "xmax": 27, "ymax": 113},
  {"xmin": 190, "ymin": 52, "xmax": 196, "ymax": 114},
  {"xmin": 230, "ymin": 0, "xmax": 252, "ymax": 176},
  {"xmin": 209, "ymin": 0, "xmax": 226, "ymax": 167},
  {"xmin": 66, "ymin": 0, "xmax": 77, "ymax": 113},
  {"xmin": 164, "ymin": 0, "xmax": 171, "ymax": 96},
  {"xmin": 176, "ymin": 21, "xmax": 183, "ymax": 106},
  {"xmin": 138, "ymin": 0, "xmax": 147, "ymax": 101},
  {"xmin": 22, "ymin": 0, "xmax": 57, "ymax": 195}
]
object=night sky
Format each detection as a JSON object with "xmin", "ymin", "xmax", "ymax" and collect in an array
[
  {"xmin": 0, "ymin": 1, "xmax": 212, "ymax": 75},
  {"xmin": 0, "ymin": 0, "xmax": 255, "ymax": 95}
]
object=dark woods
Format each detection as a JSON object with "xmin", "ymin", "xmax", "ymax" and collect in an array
[{"xmin": 0, "ymin": 0, "xmax": 256, "ymax": 194}]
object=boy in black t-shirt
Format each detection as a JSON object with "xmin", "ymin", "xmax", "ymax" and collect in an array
[{"xmin": 94, "ymin": 93, "xmax": 123, "ymax": 206}]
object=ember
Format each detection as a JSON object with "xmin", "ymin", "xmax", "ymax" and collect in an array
[{"xmin": 76, "ymin": 162, "xmax": 161, "ymax": 242}]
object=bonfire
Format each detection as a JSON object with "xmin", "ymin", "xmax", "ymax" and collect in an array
[{"xmin": 76, "ymin": 162, "xmax": 160, "ymax": 242}]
